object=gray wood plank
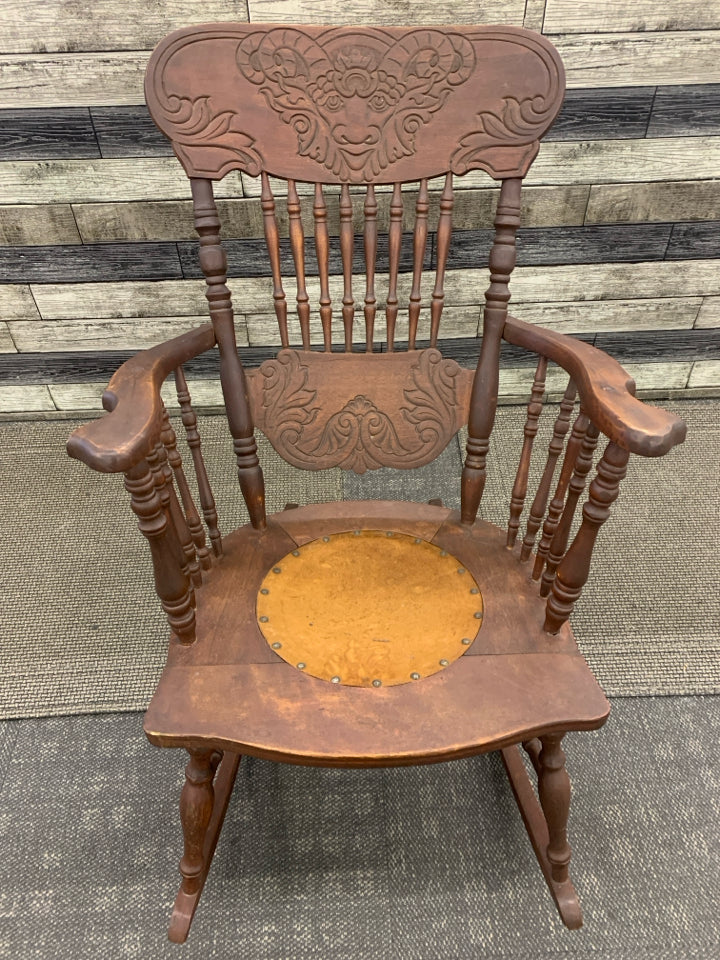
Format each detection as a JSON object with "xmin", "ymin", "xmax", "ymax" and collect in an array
[
  {"xmin": 91, "ymin": 107, "xmax": 172, "ymax": 158},
  {"xmin": 554, "ymin": 31, "xmax": 720, "ymax": 88},
  {"xmin": 0, "ymin": 284, "xmax": 40, "ymax": 321},
  {"xmin": 548, "ymin": 88, "xmax": 654, "ymax": 141},
  {"xmin": 0, "ymin": 244, "xmax": 182, "ymax": 283},
  {"xmin": 0, "ymin": 1, "xmax": 249, "ymax": 54},
  {"xmin": 0, "ymin": 384, "xmax": 54, "ymax": 411},
  {"xmin": 511, "ymin": 297, "xmax": 701, "ymax": 334},
  {"xmin": 0, "ymin": 108, "xmax": 98, "ymax": 160},
  {"xmin": 647, "ymin": 84, "xmax": 720, "ymax": 137},
  {"xmin": 0, "ymin": 53, "xmax": 148, "ymax": 108},
  {"xmin": 695, "ymin": 297, "xmax": 720, "ymax": 328},
  {"xmin": 0, "ymin": 205, "xmax": 81, "ymax": 246},
  {"xmin": 246, "ymin": 0, "xmax": 525, "ymax": 24},
  {"xmin": 544, "ymin": 0, "xmax": 720, "ymax": 33},
  {"xmin": 447, "ymin": 224, "xmax": 673, "ymax": 269},
  {"xmin": 585, "ymin": 180, "xmax": 720, "ymax": 225},
  {"xmin": 523, "ymin": 0, "xmax": 547, "ymax": 32},
  {"xmin": 0, "ymin": 323, "xmax": 16, "ymax": 352},
  {"xmin": 666, "ymin": 222, "xmax": 720, "ymax": 260},
  {"xmin": 688, "ymin": 359, "xmax": 720, "ymax": 386}
]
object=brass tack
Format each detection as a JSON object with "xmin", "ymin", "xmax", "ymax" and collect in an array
[
  {"xmin": 372, "ymin": 679, "xmax": 382, "ymax": 688},
  {"xmin": 297, "ymin": 662, "xmax": 306, "ymax": 669},
  {"xmin": 331, "ymin": 675, "xmax": 341, "ymax": 684},
  {"xmin": 440, "ymin": 551, "xmax": 447, "ymax": 557},
  {"xmin": 272, "ymin": 567, "xmax": 282, "ymax": 574},
  {"xmin": 386, "ymin": 531, "xmax": 393, "ymax": 537},
  {"xmin": 414, "ymin": 538, "xmax": 422, "ymax": 544},
  {"xmin": 322, "ymin": 536, "xmax": 330, "ymax": 543},
  {"xmin": 439, "ymin": 659, "xmax": 449, "ymax": 667},
  {"xmin": 470, "ymin": 587, "xmax": 479, "ymax": 595},
  {"xmin": 410, "ymin": 672, "xmax": 421, "ymax": 680},
  {"xmin": 292, "ymin": 550, "xmax": 300, "ymax": 557},
  {"xmin": 260, "ymin": 588, "xmax": 269, "ymax": 595},
  {"xmin": 474, "ymin": 611, "xmax": 483, "ymax": 619},
  {"xmin": 272, "ymin": 642, "xmax": 282, "ymax": 650},
  {"xmin": 259, "ymin": 615, "xmax": 268, "ymax": 623},
  {"xmin": 353, "ymin": 530, "xmax": 361, "ymax": 536},
  {"xmin": 457, "ymin": 567, "xmax": 466, "ymax": 574},
  {"xmin": 461, "ymin": 638, "xmax": 472, "ymax": 645}
]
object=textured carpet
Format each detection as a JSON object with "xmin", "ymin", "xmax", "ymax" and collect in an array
[
  {"xmin": 1, "ymin": 696, "xmax": 719, "ymax": 958},
  {"xmin": 1, "ymin": 398, "xmax": 718, "ymax": 718}
]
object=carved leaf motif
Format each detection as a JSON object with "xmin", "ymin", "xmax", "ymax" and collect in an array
[{"xmin": 259, "ymin": 349, "xmax": 461, "ymax": 473}]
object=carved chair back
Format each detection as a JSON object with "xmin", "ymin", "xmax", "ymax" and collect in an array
[{"xmin": 145, "ymin": 24, "xmax": 565, "ymax": 524}]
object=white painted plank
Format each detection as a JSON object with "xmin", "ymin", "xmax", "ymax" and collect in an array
[
  {"xmin": 0, "ymin": 159, "xmax": 244, "ymax": 204},
  {"xmin": 0, "ymin": 384, "xmax": 54, "ymax": 412},
  {"xmin": 247, "ymin": 0, "xmax": 525, "ymax": 25},
  {"xmin": 0, "ymin": 322, "xmax": 16, "ymax": 352},
  {"xmin": 585, "ymin": 180, "xmax": 720, "ymax": 225},
  {"xmin": 0, "ymin": 284, "xmax": 40, "ymax": 321},
  {"xmin": 555, "ymin": 31, "xmax": 720, "ymax": 88},
  {"xmin": 544, "ymin": 1, "xmax": 720, "ymax": 34},
  {"xmin": 687, "ymin": 360, "xmax": 720, "ymax": 387},
  {"xmin": 511, "ymin": 297, "xmax": 702, "ymax": 334},
  {"xmin": 695, "ymin": 297, "xmax": 720, "ymax": 328},
  {"xmin": 0, "ymin": 205, "xmax": 81, "ymax": 245},
  {"xmin": 8, "ymin": 317, "xmax": 247, "ymax": 353},
  {"xmin": 0, "ymin": 2, "xmax": 249, "ymax": 54},
  {"xmin": 0, "ymin": 53, "xmax": 148, "ymax": 108}
]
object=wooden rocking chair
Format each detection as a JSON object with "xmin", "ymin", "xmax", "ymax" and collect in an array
[{"xmin": 67, "ymin": 23, "xmax": 686, "ymax": 943}]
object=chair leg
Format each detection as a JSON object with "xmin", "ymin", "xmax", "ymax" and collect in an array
[
  {"xmin": 168, "ymin": 748, "xmax": 242, "ymax": 943},
  {"xmin": 501, "ymin": 735, "xmax": 583, "ymax": 929}
]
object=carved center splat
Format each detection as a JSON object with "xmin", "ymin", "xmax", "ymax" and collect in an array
[
  {"xmin": 256, "ymin": 530, "xmax": 483, "ymax": 687},
  {"xmin": 248, "ymin": 348, "xmax": 474, "ymax": 473}
]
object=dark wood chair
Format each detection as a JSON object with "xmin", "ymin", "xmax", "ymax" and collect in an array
[{"xmin": 67, "ymin": 23, "xmax": 686, "ymax": 943}]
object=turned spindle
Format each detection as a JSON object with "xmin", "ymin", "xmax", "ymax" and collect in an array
[
  {"xmin": 339, "ymin": 183, "xmax": 355, "ymax": 351},
  {"xmin": 408, "ymin": 178, "xmax": 429, "ymax": 349},
  {"xmin": 385, "ymin": 182, "xmax": 403, "ymax": 352},
  {"xmin": 538, "ymin": 734, "xmax": 573, "ymax": 885},
  {"xmin": 147, "ymin": 441, "xmax": 195, "ymax": 584},
  {"xmin": 544, "ymin": 440, "xmax": 630, "ymax": 633},
  {"xmin": 178, "ymin": 748, "xmax": 215, "ymax": 897},
  {"xmin": 430, "ymin": 173, "xmax": 454, "ymax": 348},
  {"xmin": 260, "ymin": 172, "xmax": 288, "ymax": 348},
  {"xmin": 313, "ymin": 183, "xmax": 332, "ymax": 352},
  {"xmin": 124, "ymin": 459, "xmax": 195, "ymax": 644},
  {"xmin": 520, "ymin": 380, "xmax": 576, "ymax": 562},
  {"xmin": 287, "ymin": 179, "xmax": 310, "ymax": 349},
  {"xmin": 462, "ymin": 177, "xmax": 522, "ymax": 524},
  {"xmin": 507, "ymin": 356, "xmax": 547, "ymax": 548},
  {"xmin": 363, "ymin": 184, "xmax": 378, "ymax": 353}
]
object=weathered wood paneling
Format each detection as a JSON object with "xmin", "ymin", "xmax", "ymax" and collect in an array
[
  {"xmin": 523, "ymin": 0, "xmax": 547, "ymax": 32},
  {"xmin": 246, "ymin": 0, "xmax": 526, "ymax": 25},
  {"xmin": 695, "ymin": 298, "xmax": 720, "ymax": 328},
  {"xmin": 0, "ymin": 53, "xmax": 148, "ymax": 109},
  {"xmin": 585, "ymin": 180, "xmax": 720, "ymax": 224},
  {"xmin": 0, "ymin": 205, "xmax": 81, "ymax": 246},
  {"xmin": 554, "ymin": 32, "xmax": 720, "ymax": 88},
  {"xmin": 0, "ymin": 323, "xmax": 16, "ymax": 352},
  {"xmin": 511, "ymin": 298, "xmax": 702, "ymax": 333},
  {"xmin": 0, "ymin": 1, "xmax": 249, "ymax": 54},
  {"xmin": 0, "ymin": 108, "xmax": 99, "ymax": 159},
  {"xmin": 0, "ymin": 384, "xmax": 54, "ymax": 412},
  {"xmin": 544, "ymin": 1, "xmax": 720, "ymax": 34},
  {"xmin": 647, "ymin": 84, "xmax": 720, "ymax": 138},
  {"xmin": 549, "ymin": 87, "xmax": 653, "ymax": 141},
  {"xmin": 49, "ymin": 378, "xmax": 226, "ymax": 411},
  {"xmin": 0, "ymin": 284, "xmax": 40, "ymax": 321},
  {"xmin": 688, "ymin": 360, "xmax": 720, "ymax": 387},
  {"xmin": 0, "ymin": 244, "xmax": 182, "ymax": 283},
  {"xmin": 666, "ymin": 222, "xmax": 720, "ymax": 260},
  {"xmin": 92, "ymin": 106, "xmax": 171, "ymax": 158}
]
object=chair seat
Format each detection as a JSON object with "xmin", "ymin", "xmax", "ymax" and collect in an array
[{"xmin": 144, "ymin": 501, "xmax": 610, "ymax": 766}]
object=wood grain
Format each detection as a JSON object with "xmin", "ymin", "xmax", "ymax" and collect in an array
[
  {"xmin": 585, "ymin": 180, "xmax": 720, "ymax": 224},
  {"xmin": 0, "ymin": 243, "xmax": 182, "ymax": 283},
  {"xmin": 647, "ymin": 84, "xmax": 720, "ymax": 138},
  {"xmin": 246, "ymin": 0, "xmax": 526, "ymax": 26},
  {"xmin": 0, "ymin": 52, "xmax": 148, "ymax": 108},
  {"xmin": 0, "ymin": 384, "xmax": 54, "ymax": 411},
  {"xmin": 549, "ymin": 87, "xmax": 653, "ymax": 141},
  {"xmin": 544, "ymin": 0, "xmax": 720, "ymax": 34},
  {"xmin": 688, "ymin": 360, "xmax": 720, "ymax": 387},
  {"xmin": 695, "ymin": 297, "xmax": 720, "ymax": 328},
  {"xmin": 0, "ymin": 1, "xmax": 250, "ymax": 53},
  {"xmin": 0, "ymin": 205, "xmax": 81, "ymax": 246},
  {"xmin": 50, "ymin": 378, "xmax": 225, "ymax": 411},
  {"xmin": 92, "ymin": 106, "xmax": 172, "ymax": 158},
  {"xmin": 511, "ymin": 297, "xmax": 702, "ymax": 334},
  {"xmin": 0, "ymin": 323, "xmax": 16, "ymax": 353},
  {"xmin": 666, "ymin": 222, "xmax": 720, "ymax": 260},
  {"xmin": 0, "ymin": 284, "xmax": 40, "ymax": 321},
  {"xmin": 0, "ymin": 108, "xmax": 98, "ymax": 159}
]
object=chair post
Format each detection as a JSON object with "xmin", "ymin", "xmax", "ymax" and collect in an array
[
  {"xmin": 538, "ymin": 734, "xmax": 572, "ymax": 885},
  {"xmin": 178, "ymin": 748, "xmax": 216, "ymax": 899},
  {"xmin": 544, "ymin": 439, "xmax": 630, "ymax": 633},
  {"xmin": 462, "ymin": 176, "xmax": 522, "ymax": 524},
  {"xmin": 124, "ymin": 459, "xmax": 196, "ymax": 644}
]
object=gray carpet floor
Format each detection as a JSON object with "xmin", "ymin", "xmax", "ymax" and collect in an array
[
  {"xmin": 1, "ymin": 398, "xmax": 718, "ymax": 717},
  {"xmin": 2, "ymin": 696, "xmax": 719, "ymax": 959}
]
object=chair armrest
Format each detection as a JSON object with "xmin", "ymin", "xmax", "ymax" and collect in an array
[
  {"xmin": 503, "ymin": 315, "xmax": 686, "ymax": 457},
  {"xmin": 67, "ymin": 324, "xmax": 217, "ymax": 473}
]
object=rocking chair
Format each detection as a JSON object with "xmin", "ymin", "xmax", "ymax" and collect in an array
[{"xmin": 67, "ymin": 23, "xmax": 686, "ymax": 943}]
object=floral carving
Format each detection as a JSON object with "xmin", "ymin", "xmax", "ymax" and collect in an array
[
  {"xmin": 258, "ymin": 349, "xmax": 463, "ymax": 473},
  {"xmin": 236, "ymin": 28, "xmax": 475, "ymax": 180}
]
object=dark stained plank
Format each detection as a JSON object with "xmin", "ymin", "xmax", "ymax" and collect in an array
[
  {"xmin": 666, "ymin": 221, "xmax": 720, "ymax": 260},
  {"xmin": 446, "ymin": 224, "xmax": 673, "ymax": 269},
  {"xmin": 0, "ymin": 107, "xmax": 99, "ymax": 159},
  {"xmin": 91, "ymin": 106, "xmax": 173, "ymax": 158},
  {"xmin": 178, "ymin": 233, "xmax": 431, "ymax": 280},
  {"xmin": 547, "ymin": 87, "xmax": 654, "ymax": 142},
  {"xmin": 0, "ymin": 243, "xmax": 183, "ymax": 283},
  {"xmin": 648, "ymin": 84, "xmax": 720, "ymax": 138},
  {"xmin": 3, "ymin": 330, "xmax": 718, "ymax": 385}
]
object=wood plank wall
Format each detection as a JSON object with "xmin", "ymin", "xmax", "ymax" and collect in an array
[{"xmin": 0, "ymin": 0, "xmax": 719, "ymax": 413}]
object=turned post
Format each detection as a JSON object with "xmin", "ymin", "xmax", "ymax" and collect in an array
[
  {"xmin": 339, "ymin": 183, "xmax": 355, "ymax": 351},
  {"xmin": 179, "ymin": 748, "xmax": 215, "ymax": 897},
  {"xmin": 545, "ymin": 440, "xmax": 630, "ymax": 633},
  {"xmin": 538, "ymin": 734, "xmax": 573, "ymax": 885},
  {"xmin": 507, "ymin": 356, "xmax": 547, "ymax": 548},
  {"xmin": 124, "ymin": 459, "xmax": 195, "ymax": 644},
  {"xmin": 385, "ymin": 181, "xmax": 403, "ymax": 352},
  {"xmin": 191, "ymin": 177, "xmax": 266, "ymax": 530},
  {"xmin": 461, "ymin": 177, "xmax": 522, "ymax": 524},
  {"xmin": 148, "ymin": 440, "xmax": 198, "ymax": 586}
]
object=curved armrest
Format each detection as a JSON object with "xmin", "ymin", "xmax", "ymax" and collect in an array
[
  {"xmin": 503, "ymin": 315, "xmax": 686, "ymax": 457},
  {"xmin": 67, "ymin": 324, "xmax": 217, "ymax": 473}
]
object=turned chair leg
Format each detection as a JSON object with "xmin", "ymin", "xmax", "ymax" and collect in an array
[
  {"xmin": 501, "ymin": 734, "xmax": 583, "ymax": 929},
  {"xmin": 168, "ymin": 748, "xmax": 242, "ymax": 943}
]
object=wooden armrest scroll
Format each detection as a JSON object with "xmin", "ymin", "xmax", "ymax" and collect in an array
[
  {"xmin": 503, "ymin": 316, "xmax": 686, "ymax": 457},
  {"xmin": 67, "ymin": 324, "xmax": 217, "ymax": 473}
]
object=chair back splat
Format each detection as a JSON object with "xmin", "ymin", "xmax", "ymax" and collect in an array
[{"xmin": 145, "ymin": 24, "xmax": 565, "ymax": 490}]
